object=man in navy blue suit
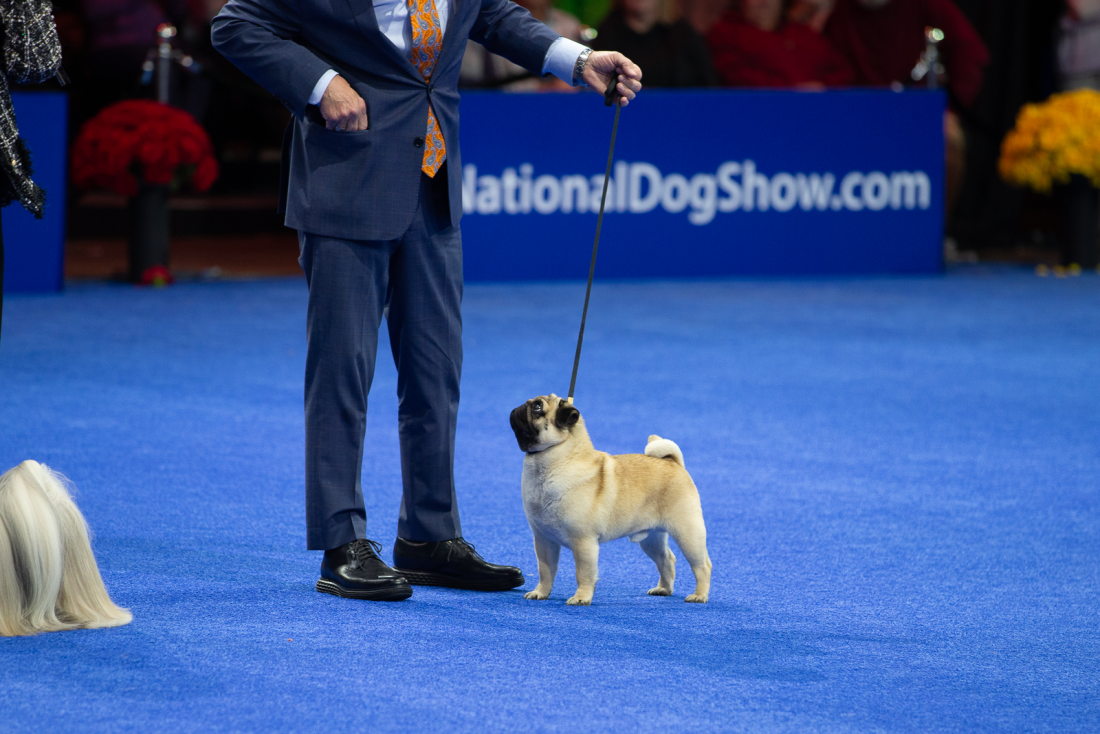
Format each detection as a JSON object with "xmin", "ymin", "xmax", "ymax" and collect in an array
[{"xmin": 212, "ymin": 0, "xmax": 642, "ymax": 600}]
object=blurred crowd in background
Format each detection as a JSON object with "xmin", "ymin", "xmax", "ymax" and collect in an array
[{"xmin": 36, "ymin": 0, "xmax": 1100, "ymax": 258}]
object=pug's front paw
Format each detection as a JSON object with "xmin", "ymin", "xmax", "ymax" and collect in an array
[
  {"xmin": 566, "ymin": 595, "xmax": 592, "ymax": 606},
  {"xmin": 685, "ymin": 593, "xmax": 708, "ymax": 603},
  {"xmin": 524, "ymin": 590, "xmax": 549, "ymax": 600},
  {"xmin": 647, "ymin": 586, "xmax": 672, "ymax": 596}
]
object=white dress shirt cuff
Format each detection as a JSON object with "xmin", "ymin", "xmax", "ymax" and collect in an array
[
  {"xmin": 308, "ymin": 69, "xmax": 340, "ymax": 105},
  {"xmin": 542, "ymin": 38, "xmax": 588, "ymax": 86}
]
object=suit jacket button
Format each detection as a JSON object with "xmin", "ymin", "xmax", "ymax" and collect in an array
[{"xmin": 413, "ymin": 137, "xmax": 424, "ymax": 148}]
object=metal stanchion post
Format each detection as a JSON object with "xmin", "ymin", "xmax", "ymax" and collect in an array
[{"xmin": 156, "ymin": 23, "xmax": 176, "ymax": 105}]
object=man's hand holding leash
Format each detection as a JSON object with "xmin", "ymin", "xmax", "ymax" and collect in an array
[{"xmin": 581, "ymin": 51, "xmax": 643, "ymax": 106}]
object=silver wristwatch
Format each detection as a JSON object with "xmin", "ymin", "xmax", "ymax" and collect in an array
[{"xmin": 573, "ymin": 47, "xmax": 593, "ymax": 88}]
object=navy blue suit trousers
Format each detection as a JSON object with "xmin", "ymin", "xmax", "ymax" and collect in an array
[{"xmin": 299, "ymin": 170, "xmax": 462, "ymax": 549}]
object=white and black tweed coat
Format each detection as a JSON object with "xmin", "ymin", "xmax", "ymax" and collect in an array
[{"xmin": 0, "ymin": 0, "xmax": 62, "ymax": 218}]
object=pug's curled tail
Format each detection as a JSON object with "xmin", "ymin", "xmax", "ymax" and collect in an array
[{"xmin": 645, "ymin": 435, "xmax": 684, "ymax": 468}]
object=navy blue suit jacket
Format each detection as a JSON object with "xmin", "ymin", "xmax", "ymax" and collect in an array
[{"xmin": 212, "ymin": 0, "xmax": 560, "ymax": 240}]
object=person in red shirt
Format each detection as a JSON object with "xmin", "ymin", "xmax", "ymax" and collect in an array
[
  {"xmin": 826, "ymin": 0, "xmax": 989, "ymax": 221},
  {"xmin": 708, "ymin": 0, "xmax": 854, "ymax": 89}
]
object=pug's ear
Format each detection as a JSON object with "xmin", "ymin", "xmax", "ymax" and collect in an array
[{"xmin": 554, "ymin": 403, "xmax": 580, "ymax": 430}]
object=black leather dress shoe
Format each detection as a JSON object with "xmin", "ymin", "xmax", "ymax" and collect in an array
[
  {"xmin": 392, "ymin": 537, "xmax": 525, "ymax": 591},
  {"xmin": 316, "ymin": 539, "xmax": 412, "ymax": 601}
]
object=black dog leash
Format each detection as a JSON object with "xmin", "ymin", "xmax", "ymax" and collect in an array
[{"xmin": 567, "ymin": 80, "xmax": 622, "ymax": 405}]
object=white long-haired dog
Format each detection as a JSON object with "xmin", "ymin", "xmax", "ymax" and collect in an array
[{"xmin": 0, "ymin": 460, "xmax": 132, "ymax": 636}]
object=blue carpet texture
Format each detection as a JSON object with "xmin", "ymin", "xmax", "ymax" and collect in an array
[{"xmin": 0, "ymin": 272, "xmax": 1097, "ymax": 732}]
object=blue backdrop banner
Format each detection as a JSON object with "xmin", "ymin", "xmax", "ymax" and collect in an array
[
  {"xmin": 4, "ymin": 92, "xmax": 67, "ymax": 293},
  {"xmin": 457, "ymin": 89, "xmax": 945, "ymax": 280}
]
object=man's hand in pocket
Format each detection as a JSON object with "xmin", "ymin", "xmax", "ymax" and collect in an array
[{"xmin": 320, "ymin": 75, "xmax": 369, "ymax": 131}]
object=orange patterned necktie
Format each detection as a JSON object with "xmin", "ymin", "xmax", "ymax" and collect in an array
[{"xmin": 409, "ymin": 0, "xmax": 446, "ymax": 177}]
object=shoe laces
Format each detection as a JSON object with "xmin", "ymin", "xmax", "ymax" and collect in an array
[
  {"xmin": 451, "ymin": 537, "xmax": 484, "ymax": 562},
  {"xmin": 348, "ymin": 539, "xmax": 383, "ymax": 569}
]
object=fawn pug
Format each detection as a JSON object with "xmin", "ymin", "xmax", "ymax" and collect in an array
[{"xmin": 509, "ymin": 395, "xmax": 711, "ymax": 605}]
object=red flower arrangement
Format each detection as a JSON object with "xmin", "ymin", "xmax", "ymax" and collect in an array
[
  {"xmin": 71, "ymin": 100, "xmax": 219, "ymax": 197},
  {"xmin": 139, "ymin": 265, "xmax": 175, "ymax": 287}
]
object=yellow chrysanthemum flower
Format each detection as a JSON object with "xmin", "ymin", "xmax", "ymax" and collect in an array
[{"xmin": 1000, "ymin": 89, "xmax": 1100, "ymax": 192}]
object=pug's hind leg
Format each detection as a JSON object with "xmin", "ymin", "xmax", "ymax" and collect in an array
[
  {"xmin": 639, "ymin": 531, "xmax": 675, "ymax": 596},
  {"xmin": 566, "ymin": 537, "xmax": 600, "ymax": 606},
  {"xmin": 669, "ymin": 512, "xmax": 711, "ymax": 603},
  {"xmin": 525, "ymin": 530, "xmax": 560, "ymax": 600}
]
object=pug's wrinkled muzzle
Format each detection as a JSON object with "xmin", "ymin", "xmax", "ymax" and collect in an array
[{"xmin": 510, "ymin": 404, "xmax": 536, "ymax": 452}]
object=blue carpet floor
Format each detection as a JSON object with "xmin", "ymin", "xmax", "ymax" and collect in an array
[{"xmin": 0, "ymin": 271, "xmax": 1097, "ymax": 732}]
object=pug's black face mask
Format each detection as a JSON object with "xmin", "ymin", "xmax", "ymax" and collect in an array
[{"xmin": 510, "ymin": 404, "xmax": 537, "ymax": 452}]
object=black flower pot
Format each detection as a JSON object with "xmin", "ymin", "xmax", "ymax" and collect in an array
[
  {"xmin": 1063, "ymin": 175, "xmax": 1099, "ymax": 268},
  {"xmin": 128, "ymin": 184, "xmax": 170, "ymax": 282}
]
